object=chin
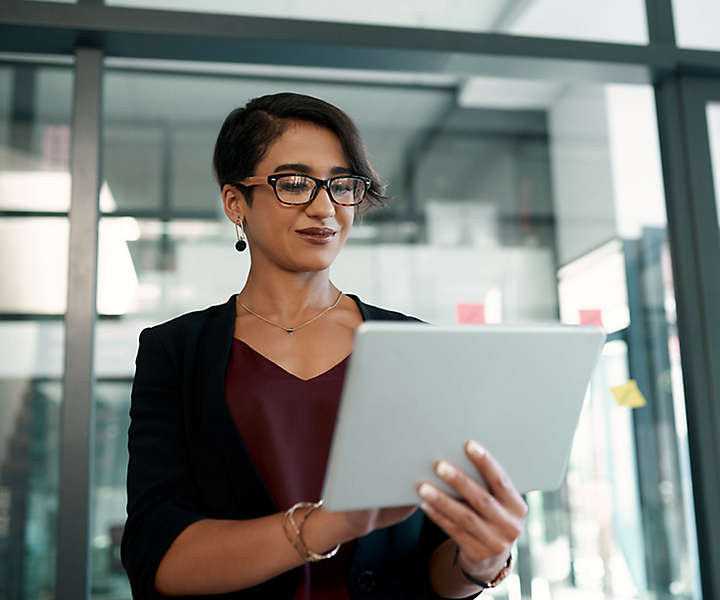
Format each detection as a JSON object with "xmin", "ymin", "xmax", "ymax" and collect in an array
[
  {"xmin": 299, "ymin": 259, "xmax": 335, "ymax": 272},
  {"xmin": 293, "ymin": 252, "xmax": 338, "ymax": 272}
]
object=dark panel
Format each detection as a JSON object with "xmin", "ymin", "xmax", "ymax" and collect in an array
[{"xmin": 655, "ymin": 74, "xmax": 720, "ymax": 600}]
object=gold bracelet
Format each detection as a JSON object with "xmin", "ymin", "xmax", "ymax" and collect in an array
[
  {"xmin": 453, "ymin": 543, "xmax": 513, "ymax": 588},
  {"xmin": 281, "ymin": 500, "xmax": 341, "ymax": 562},
  {"xmin": 281, "ymin": 502, "xmax": 309, "ymax": 560}
]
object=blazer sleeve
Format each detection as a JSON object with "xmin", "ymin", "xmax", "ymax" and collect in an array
[
  {"xmin": 418, "ymin": 514, "xmax": 481, "ymax": 600},
  {"xmin": 121, "ymin": 326, "xmax": 207, "ymax": 599}
]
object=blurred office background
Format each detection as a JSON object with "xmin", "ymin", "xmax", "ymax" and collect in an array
[{"xmin": 2, "ymin": 1, "xmax": 720, "ymax": 599}]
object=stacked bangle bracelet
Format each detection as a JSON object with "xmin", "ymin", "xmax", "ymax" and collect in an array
[{"xmin": 281, "ymin": 500, "xmax": 341, "ymax": 562}]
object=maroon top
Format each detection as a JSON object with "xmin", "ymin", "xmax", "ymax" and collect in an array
[{"xmin": 225, "ymin": 337, "xmax": 357, "ymax": 600}]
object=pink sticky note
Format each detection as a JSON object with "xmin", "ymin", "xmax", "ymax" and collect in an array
[
  {"xmin": 579, "ymin": 309, "xmax": 604, "ymax": 329},
  {"xmin": 457, "ymin": 303, "xmax": 485, "ymax": 324}
]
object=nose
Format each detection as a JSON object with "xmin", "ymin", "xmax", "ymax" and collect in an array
[{"xmin": 305, "ymin": 184, "xmax": 336, "ymax": 217}]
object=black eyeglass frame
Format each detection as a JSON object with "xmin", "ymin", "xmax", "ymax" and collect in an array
[{"xmin": 234, "ymin": 173, "xmax": 372, "ymax": 206}]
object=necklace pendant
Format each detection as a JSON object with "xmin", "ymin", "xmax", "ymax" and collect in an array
[{"xmin": 286, "ymin": 328, "xmax": 295, "ymax": 334}]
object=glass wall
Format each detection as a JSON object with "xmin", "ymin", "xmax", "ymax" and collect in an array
[
  {"xmin": 90, "ymin": 65, "xmax": 701, "ymax": 599},
  {"xmin": 0, "ymin": 62, "xmax": 74, "ymax": 600},
  {"xmin": 104, "ymin": 0, "xmax": 648, "ymax": 45}
]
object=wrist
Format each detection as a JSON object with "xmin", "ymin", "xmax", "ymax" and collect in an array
[
  {"xmin": 460, "ymin": 557, "xmax": 505, "ymax": 582},
  {"xmin": 454, "ymin": 545, "xmax": 513, "ymax": 588},
  {"xmin": 298, "ymin": 506, "xmax": 356, "ymax": 551},
  {"xmin": 329, "ymin": 509, "xmax": 365, "ymax": 543}
]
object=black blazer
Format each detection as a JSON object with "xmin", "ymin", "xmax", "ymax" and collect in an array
[{"xmin": 121, "ymin": 292, "xmax": 477, "ymax": 600}]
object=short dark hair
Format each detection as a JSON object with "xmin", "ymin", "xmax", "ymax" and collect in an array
[{"xmin": 212, "ymin": 92, "xmax": 388, "ymax": 216}]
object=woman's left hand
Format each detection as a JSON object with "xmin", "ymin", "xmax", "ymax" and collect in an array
[{"xmin": 416, "ymin": 440, "xmax": 528, "ymax": 582}]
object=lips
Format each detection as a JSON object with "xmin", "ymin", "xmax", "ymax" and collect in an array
[{"xmin": 296, "ymin": 227, "xmax": 337, "ymax": 236}]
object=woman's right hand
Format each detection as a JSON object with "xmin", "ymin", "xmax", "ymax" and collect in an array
[{"xmin": 337, "ymin": 504, "xmax": 419, "ymax": 538}]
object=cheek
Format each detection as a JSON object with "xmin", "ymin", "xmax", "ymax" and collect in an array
[
  {"xmin": 339, "ymin": 208, "xmax": 355, "ymax": 230},
  {"xmin": 249, "ymin": 211, "xmax": 293, "ymax": 245}
]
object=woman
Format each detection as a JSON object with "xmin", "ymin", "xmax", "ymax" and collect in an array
[{"xmin": 121, "ymin": 92, "xmax": 527, "ymax": 599}]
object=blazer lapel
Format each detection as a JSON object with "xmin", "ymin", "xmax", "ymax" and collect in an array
[{"xmin": 192, "ymin": 293, "xmax": 279, "ymax": 517}]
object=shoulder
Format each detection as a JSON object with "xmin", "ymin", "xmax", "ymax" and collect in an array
[
  {"xmin": 138, "ymin": 295, "xmax": 232, "ymax": 347},
  {"xmin": 346, "ymin": 293, "xmax": 427, "ymax": 324}
]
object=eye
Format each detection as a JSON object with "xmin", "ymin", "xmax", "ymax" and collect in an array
[
  {"xmin": 331, "ymin": 178, "xmax": 357, "ymax": 195},
  {"xmin": 277, "ymin": 176, "xmax": 312, "ymax": 193}
]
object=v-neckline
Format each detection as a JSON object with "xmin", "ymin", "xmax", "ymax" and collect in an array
[
  {"xmin": 232, "ymin": 337, "xmax": 350, "ymax": 382},
  {"xmin": 231, "ymin": 292, "xmax": 364, "ymax": 383}
]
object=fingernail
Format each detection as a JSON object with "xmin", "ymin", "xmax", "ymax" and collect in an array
[
  {"xmin": 434, "ymin": 460, "xmax": 457, "ymax": 479},
  {"xmin": 467, "ymin": 440, "xmax": 486, "ymax": 457},
  {"xmin": 418, "ymin": 483, "xmax": 439, "ymax": 500}
]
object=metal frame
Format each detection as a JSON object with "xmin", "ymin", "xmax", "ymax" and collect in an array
[
  {"xmin": 645, "ymin": 0, "xmax": 676, "ymax": 45},
  {"xmin": 0, "ymin": 1, "xmax": 717, "ymax": 82},
  {"xmin": 2, "ymin": 0, "xmax": 720, "ymax": 598},
  {"xmin": 56, "ymin": 47, "xmax": 103, "ymax": 600},
  {"xmin": 655, "ymin": 74, "xmax": 720, "ymax": 600}
]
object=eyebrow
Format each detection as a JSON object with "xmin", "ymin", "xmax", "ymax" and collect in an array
[{"xmin": 272, "ymin": 163, "xmax": 353, "ymax": 175}]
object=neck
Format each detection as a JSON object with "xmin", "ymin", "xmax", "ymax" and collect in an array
[{"xmin": 237, "ymin": 264, "xmax": 341, "ymax": 323}]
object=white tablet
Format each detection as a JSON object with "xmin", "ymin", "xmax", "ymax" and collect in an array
[{"xmin": 320, "ymin": 322, "xmax": 606, "ymax": 511}]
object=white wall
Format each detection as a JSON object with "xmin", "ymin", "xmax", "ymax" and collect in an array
[
  {"xmin": 549, "ymin": 82, "xmax": 666, "ymax": 267},
  {"xmin": 548, "ymin": 84, "xmax": 618, "ymax": 266},
  {"xmin": 606, "ymin": 85, "xmax": 667, "ymax": 238}
]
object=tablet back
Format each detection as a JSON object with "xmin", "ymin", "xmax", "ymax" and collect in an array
[{"xmin": 321, "ymin": 322, "xmax": 606, "ymax": 511}]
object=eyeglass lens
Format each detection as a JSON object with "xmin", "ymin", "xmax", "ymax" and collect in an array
[{"xmin": 275, "ymin": 175, "xmax": 367, "ymax": 205}]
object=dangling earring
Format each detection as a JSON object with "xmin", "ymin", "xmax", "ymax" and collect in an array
[{"xmin": 235, "ymin": 219, "xmax": 247, "ymax": 252}]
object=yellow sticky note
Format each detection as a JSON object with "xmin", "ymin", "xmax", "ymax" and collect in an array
[{"xmin": 610, "ymin": 380, "xmax": 646, "ymax": 408}]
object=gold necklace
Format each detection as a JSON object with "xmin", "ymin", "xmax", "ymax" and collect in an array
[{"xmin": 238, "ymin": 290, "xmax": 344, "ymax": 334}]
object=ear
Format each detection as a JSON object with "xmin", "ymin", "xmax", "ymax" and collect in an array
[{"xmin": 221, "ymin": 184, "xmax": 245, "ymax": 225}]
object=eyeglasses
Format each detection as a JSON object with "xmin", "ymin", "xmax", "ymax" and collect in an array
[{"xmin": 235, "ymin": 173, "xmax": 372, "ymax": 206}]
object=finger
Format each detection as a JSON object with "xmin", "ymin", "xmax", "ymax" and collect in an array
[
  {"xmin": 416, "ymin": 482, "xmax": 509, "ymax": 556},
  {"xmin": 465, "ymin": 441, "xmax": 528, "ymax": 517},
  {"xmin": 433, "ymin": 459, "xmax": 522, "ymax": 540},
  {"xmin": 418, "ymin": 496, "xmax": 503, "ymax": 561}
]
